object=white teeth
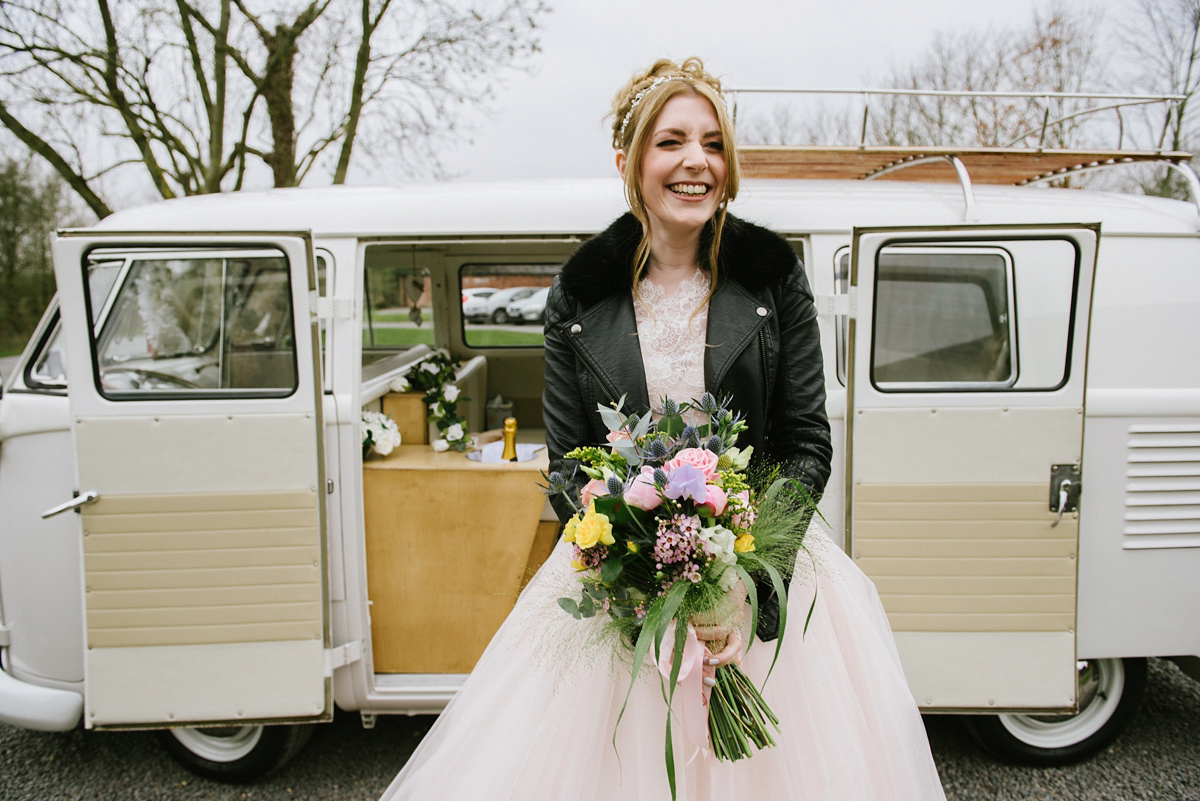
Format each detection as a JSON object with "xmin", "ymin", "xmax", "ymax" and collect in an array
[{"xmin": 669, "ymin": 183, "xmax": 707, "ymax": 195}]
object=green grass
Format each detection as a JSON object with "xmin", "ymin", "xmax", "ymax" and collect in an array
[
  {"xmin": 464, "ymin": 329, "xmax": 545, "ymax": 347},
  {"xmin": 365, "ymin": 327, "xmax": 544, "ymax": 348},
  {"xmin": 372, "ymin": 311, "xmax": 432, "ymax": 323},
  {"xmin": 363, "ymin": 328, "xmax": 436, "ymax": 347}
]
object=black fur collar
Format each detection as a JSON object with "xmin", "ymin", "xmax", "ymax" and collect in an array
[{"xmin": 560, "ymin": 212, "xmax": 796, "ymax": 307}]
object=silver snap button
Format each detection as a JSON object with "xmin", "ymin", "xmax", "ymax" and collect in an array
[
  {"xmin": 570, "ymin": 324, "xmax": 582, "ymax": 334},
  {"xmin": 756, "ymin": 307, "xmax": 768, "ymax": 317}
]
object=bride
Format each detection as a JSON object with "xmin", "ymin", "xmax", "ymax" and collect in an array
[{"xmin": 380, "ymin": 57, "xmax": 947, "ymax": 800}]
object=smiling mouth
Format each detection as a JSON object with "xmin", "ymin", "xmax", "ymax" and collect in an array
[{"xmin": 668, "ymin": 183, "xmax": 710, "ymax": 197}]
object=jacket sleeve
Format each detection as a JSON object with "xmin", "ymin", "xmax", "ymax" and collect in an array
[
  {"xmin": 769, "ymin": 260, "xmax": 833, "ymax": 496},
  {"xmin": 756, "ymin": 260, "xmax": 833, "ymax": 642},
  {"xmin": 542, "ymin": 278, "xmax": 588, "ymax": 523}
]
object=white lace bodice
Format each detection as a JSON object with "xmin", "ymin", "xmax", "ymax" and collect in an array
[{"xmin": 633, "ymin": 270, "xmax": 710, "ymax": 416}]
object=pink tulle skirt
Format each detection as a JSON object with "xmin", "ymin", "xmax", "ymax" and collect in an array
[{"xmin": 380, "ymin": 529, "xmax": 947, "ymax": 800}]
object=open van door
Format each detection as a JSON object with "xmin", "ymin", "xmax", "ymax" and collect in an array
[
  {"xmin": 846, "ymin": 224, "xmax": 1098, "ymax": 712},
  {"xmin": 50, "ymin": 232, "xmax": 330, "ymax": 729}
]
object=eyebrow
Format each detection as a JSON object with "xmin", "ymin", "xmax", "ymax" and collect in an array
[{"xmin": 653, "ymin": 128, "xmax": 724, "ymax": 138}]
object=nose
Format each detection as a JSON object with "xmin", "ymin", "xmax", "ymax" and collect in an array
[{"xmin": 681, "ymin": 139, "xmax": 707, "ymax": 170}]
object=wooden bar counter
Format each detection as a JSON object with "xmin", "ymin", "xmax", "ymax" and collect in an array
[{"xmin": 362, "ymin": 435, "xmax": 558, "ymax": 674}]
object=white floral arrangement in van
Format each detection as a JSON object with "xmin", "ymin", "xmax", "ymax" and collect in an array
[
  {"xmin": 389, "ymin": 349, "xmax": 469, "ymax": 452},
  {"xmin": 361, "ymin": 410, "xmax": 402, "ymax": 457}
]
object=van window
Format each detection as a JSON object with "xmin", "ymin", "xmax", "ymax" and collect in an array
[
  {"xmin": 870, "ymin": 247, "xmax": 1015, "ymax": 389},
  {"xmin": 460, "ymin": 264, "xmax": 559, "ymax": 347},
  {"xmin": 90, "ymin": 248, "xmax": 297, "ymax": 397},
  {"xmin": 363, "ymin": 243, "xmax": 435, "ymax": 353}
]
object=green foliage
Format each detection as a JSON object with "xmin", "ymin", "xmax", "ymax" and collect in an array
[{"xmin": 0, "ymin": 160, "xmax": 79, "ymax": 356}]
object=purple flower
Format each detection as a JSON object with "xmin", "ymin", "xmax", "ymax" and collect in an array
[{"xmin": 663, "ymin": 463, "xmax": 707, "ymax": 503}]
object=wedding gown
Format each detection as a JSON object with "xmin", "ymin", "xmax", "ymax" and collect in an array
[{"xmin": 380, "ymin": 273, "xmax": 947, "ymax": 800}]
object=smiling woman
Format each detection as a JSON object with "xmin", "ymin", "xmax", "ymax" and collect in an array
[{"xmin": 379, "ymin": 58, "xmax": 946, "ymax": 801}]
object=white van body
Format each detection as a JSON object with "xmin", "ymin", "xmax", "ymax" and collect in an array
[{"xmin": 1, "ymin": 177, "xmax": 1197, "ymax": 772}]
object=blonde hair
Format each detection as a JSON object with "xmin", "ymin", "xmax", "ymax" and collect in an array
[{"xmin": 611, "ymin": 57, "xmax": 741, "ymax": 292}]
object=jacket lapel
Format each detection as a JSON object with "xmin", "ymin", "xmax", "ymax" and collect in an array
[
  {"xmin": 705, "ymin": 279, "xmax": 772, "ymax": 391},
  {"xmin": 562, "ymin": 293, "xmax": 651, "ymax": 414}
]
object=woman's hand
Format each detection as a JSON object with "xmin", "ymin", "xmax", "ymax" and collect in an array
[{"xmin": 690, "ymin": 581, "xmax": 748, "ymax": 691}]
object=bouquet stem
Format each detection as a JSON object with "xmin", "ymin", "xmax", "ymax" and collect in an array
[{"xmin": 708, "ymin": 663, "xmax": 779, "ymax": 761}]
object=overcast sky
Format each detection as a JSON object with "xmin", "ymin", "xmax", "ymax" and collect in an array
[{"xmin": 420, "ymin": 0, "xmax": 1112, "ymax": 183}]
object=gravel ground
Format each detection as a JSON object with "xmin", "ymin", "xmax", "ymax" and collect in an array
[{"xmin": 1, "ymin": 658, "xmax": 1196, "ymax": 800}]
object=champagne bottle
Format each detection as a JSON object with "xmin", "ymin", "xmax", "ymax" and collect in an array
[{"xmin": 501, "ymin": 417, "xmax": 518, "ymax": 462}]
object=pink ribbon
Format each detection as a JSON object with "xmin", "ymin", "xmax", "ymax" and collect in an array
[{"xmin": 657, "ymin": 621, "xmax": 711, "ymax": 759}]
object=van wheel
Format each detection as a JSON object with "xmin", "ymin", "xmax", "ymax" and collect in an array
[
  {"xmin": 155, "ymin": 724, "xmax": 315, "ymax": 783},
  {"xmin": 962, "ymin": 657, "xmax": 1147, "ymax": 766}
]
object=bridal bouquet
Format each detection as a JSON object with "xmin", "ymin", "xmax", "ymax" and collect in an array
[{"xmin": 542, "ymin": 393, "xmax": 816, "ymax": 796}]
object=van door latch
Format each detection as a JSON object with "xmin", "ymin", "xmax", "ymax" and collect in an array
[
  {"xmin": 41, "ymin": 490, "xmax": 100, "ymax": 519},
  {"xmin": 1049, "ymin": 465, "xmax": 1081, "ymax": 528}
]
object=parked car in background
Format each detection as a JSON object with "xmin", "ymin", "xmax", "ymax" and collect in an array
[
  {"xmin": 505, "ymin": 286, "xmax": 550, "ymax": 325},
  {"xmin": 470, "ymin": 286, "xmax": 538, "ymax": 324},
  {"xmin": 461, "ymin": 288, "xmax": 497, "ymax": 319}
]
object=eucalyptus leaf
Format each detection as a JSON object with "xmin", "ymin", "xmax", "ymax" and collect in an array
[
  {"xmin": 558, "ymin": 597, "xmax": 581, "ymax": 619},
  {"xmin": 601, "ymin": 557, "xmax": 624, "ymax": 583}
]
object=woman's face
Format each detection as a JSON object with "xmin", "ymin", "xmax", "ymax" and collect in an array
[{"xmin": 620, "ymin": 92, "xmax": 727, "ymax": 242}]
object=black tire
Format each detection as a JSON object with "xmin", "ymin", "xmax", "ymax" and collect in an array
[
  {"xmin": 491, "ymin": 309, "xmax": 508, "ymax": 324},
  {"xmin": 961, "ymin": 657, "xmax": 1147, "ymax": 766},
  {"xmin": 155, "ymin": 723, "xmax": 315, "ymax": 783}
]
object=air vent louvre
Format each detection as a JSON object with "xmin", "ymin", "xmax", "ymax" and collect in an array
[{"xmin": 1124, "ymin": 424, "xmax": 1200, "ymax": 549}]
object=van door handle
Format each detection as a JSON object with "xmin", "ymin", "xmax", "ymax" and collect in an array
[
  {"xmin": 41, "ymin": 491, "xmax": 99, "ymax": 519},
  {"xmin": 1051, "ymin": 480, "xmax": 1072, "ymax": 528}
]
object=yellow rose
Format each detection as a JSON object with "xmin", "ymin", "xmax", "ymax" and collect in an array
[
  {"xmin": 574, "ymin": 504, "xmax": 614, "ymax": 550},
  {"xmin": 626, "ymin": 541, "xmax": 639, "ymax": 554},
  {"xmin": 734, "ymin": 533, "xmax": 756, "ymax": 553},
  {"xmin": 570, "ymin": 558, "xmax": 587, "ymax": 572},
  {"xmin": 561, "ymin": 512, "xmax": 582, "ymax": 543}
]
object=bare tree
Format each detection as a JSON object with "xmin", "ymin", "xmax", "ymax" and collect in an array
[
  {"xmin": 740, "ymin": 3, "xmax": 1108, "ymax": 151},
  {"xmin": 0, "ymin": 0, "xmax": 547, "ymax": 218},
  {"xmin": 1122, "ymin": 0, "xmax": 1200, "ymax": 197}
]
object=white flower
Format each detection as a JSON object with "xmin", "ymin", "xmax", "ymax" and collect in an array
[
  {"xmin": 699, "ymin": 524, "xmax": 737, "ymax": 567},
  {"xmin": 442, "ymin": 383, "xmax": 461, "ymax": 403},
  {"xmin": 717, "ymin": 565, "xmax": 740, "ymax": 592},
  {"xmin": 428, "ymin": 401, "xmax": 444, "ymax": 419},
  {"xmin": 420, "ymin": 361, "xmax": 439, "ymax": 374},
  {"xmin": 389, "ymin": 376, "xmax": 411, "ymax": 393},
  {"xmin": 445, "ymin": 423, "xmax": 464, "ymax": 442},
  {"xmin": 431, "ymin": 438, "xmax": 450, "ymax": 452},
  {"xmin": 726, "ymin": 446, "xmax": 754, "ymax": 471}
]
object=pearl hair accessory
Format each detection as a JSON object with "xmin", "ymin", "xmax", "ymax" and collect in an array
[{"xmin": 618, "ymin": 74, "xmax": 729, "ymax": 140}]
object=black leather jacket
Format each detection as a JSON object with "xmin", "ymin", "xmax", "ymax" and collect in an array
[{"xmin": 542, "ymin": 212, "xmax": 833, "ymax": 639}]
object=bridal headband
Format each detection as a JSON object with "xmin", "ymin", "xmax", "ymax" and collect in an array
[{"xmin": 618, "ymin": 75, "xmax": 728, "ymax": 140}]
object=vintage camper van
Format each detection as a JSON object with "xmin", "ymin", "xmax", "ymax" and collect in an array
[{"xmin": 1, "ymin": 143, "xmax": 1198, "ymax": 781}]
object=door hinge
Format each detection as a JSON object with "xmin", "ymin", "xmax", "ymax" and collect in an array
[
  {"xmin": 324, "ymin": 640, "xmax": 364, "ymax": 676},
  {"xmin": 816, "ymin": 290, "xmax": 856, "ymax": 318},
  {"xmin": 312, "ymin": 295, "xmax": 354, "ymax": 320}
]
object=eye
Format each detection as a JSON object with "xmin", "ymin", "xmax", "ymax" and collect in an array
[
  {"xmin": 705, "ymin": 140, "xmax": 724, "ymax": 153},
  {"xmin": 655, "ymin": 138, "xmax": 681, "ymax": 148}
]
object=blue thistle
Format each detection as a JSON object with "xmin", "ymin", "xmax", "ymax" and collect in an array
[
  {"xmin": 661, "ymin": 398, "xmax": 680, "ymax": 416},
  {"xmin": 705, "ymin": 435, "xmax": 723, "ymax": 453},
  {"xmin": 698, "ymin": 392, "xmax": 719, "ymax": 414},
  {"xmin": 648, "ymin": 439, "xmax": 669, "ymax": 460},
  {"xmin": 606, "ymin": 475, "xmax": 624, "ymax": 497},
  {"xmin": 653, "ymin": 468, "xmax": 669, "ymax": 488}
]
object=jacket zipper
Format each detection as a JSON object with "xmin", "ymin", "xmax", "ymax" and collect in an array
[{"xmin": 759, "ymin": 329, "xmax": 770, "ymax": 419}]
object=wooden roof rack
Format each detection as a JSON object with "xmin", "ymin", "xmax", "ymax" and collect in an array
[{"xmin": 726, "ymin": 89, "xmax": 1198, "ymax": 220}]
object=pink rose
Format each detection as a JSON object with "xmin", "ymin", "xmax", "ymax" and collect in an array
[
  {"xmin": 698, "ymin": 484, "xmax": 728, "ymax": 517},
  {"xmin": 624, "ymin": 466, "xmax": 663, "ymax": 511},
  {"xmin": 581, "ymin": 478, "xmax": 609, "ymax": 507},
  {"xmin": 665, "ymin": 447, "xmax": 719, "ymax": 480},
  {"xmin": 605, "ymin": 429, "xmax": 631, "ymax": 444}
]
